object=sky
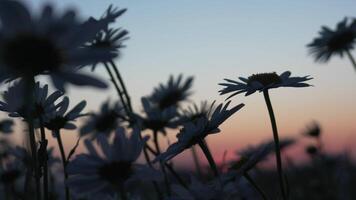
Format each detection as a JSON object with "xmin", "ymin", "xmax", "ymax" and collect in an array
[{"xmin": 12, "ymin": 0, "xmax": 356, "ymax": 169}]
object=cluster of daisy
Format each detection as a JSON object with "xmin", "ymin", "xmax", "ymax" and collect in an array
[{"xmin": 0, "ymin": 0, "xmax": 339, "ymax": 200}]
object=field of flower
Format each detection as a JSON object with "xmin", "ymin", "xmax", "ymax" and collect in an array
[{"xmin": 0, "ymin": 1, "xmax": 355, "ymax": 200}]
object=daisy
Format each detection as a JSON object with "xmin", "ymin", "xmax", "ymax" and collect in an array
[
  {"xmin": 0, "ymin": 0, "xmax": 115, "ymax": 90},
  {"xmin": 0, "ymin": 119, "xmax": 13, "ymax": 134},
  {"xmin": 150, "ymin": 74, "xmax": 194, "ymax": 110},
  {"xmin": 66, "ymin": 127, "xmax": 160, "ymax": 199},
  {"xmin": 86, "ymin": 6, "xmax": 129, "ymax": 70},
  {"xmin": 219, "ymin": 71, "xmax": 311, "ymax": 200},
  {"xmin": 308, "ymin": 17, "xmax": 356, "ymax": 70},
  {"xmin": 156, "ymin": 101, "xmax": 244, "ymax": 176},
  {"xmin": 80, "ymin": 100, "xmax": 124, "ymax": 139},
  {"xmin": 0, "ymin": 80, "xmax": 63, "ymax": 121},
  {"xmin": 179, "ymin": 101, "xmax": 213, "ymax": 123},
  {"xmin": 135, "ymin": 97, "xmax": 179, "ymax": 134},
  {"xmin": 219, "ymin": 71, "xmax": 312, "ymax": 99},
  {"xmin": 44, "ymin": 96, "xmax": 87, "ymax": 134},
  {"xmin": 303, "ymin": 121, "xmax": 321, "ymax": 138}
]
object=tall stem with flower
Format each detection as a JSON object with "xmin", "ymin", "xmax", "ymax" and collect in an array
[
  {"xmin": 24, "ymin": 77, "xmax": 41, "ymax": 200},
  {"xmin": 54, "ymin": 129, "xmax": 70, "ymax": 200},
  {"xmin": 198, "ymin": 139, "xmax": 219, "ymax": 177},
  {"xmin": 263, "ymin": 90, "xmax": 287, "ymax": 200},
  {"xmin": 39, "ymin": 117, "xmax": 49, "ymax": 200}
]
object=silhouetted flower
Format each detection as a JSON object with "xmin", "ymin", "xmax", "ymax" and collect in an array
[
  {"xmin": 303, "ymin": 122, "xmax": 321, "ymax": 138},
  {"xmin": 219, "ymin": 71, "xmax": 312, "ymax": 99},
  {"xmin": 156, "ymin": 101, "xmax": 244, "ymax": 162},
  {"xmin": 238, "ymin": 138, "xmax": 296, "ymax": 159},
  {"xmin": 67, "ymin": 127, "xmax": 160, "ymax": 199},
  {"xmin": 80, "ymin": 100, "xmax": 123, "ymax": 139},
  {"xmin": 179, "ymin": 101, "xmax": 214, "ymax": 123},
  {"xmin": 0, "ymin": 0, "xmax": 114, "ymax": 90},
  {"xmin": 308, "ymin": 18, "xmax": 356, "ymax": 62},
  {"xmin": 135, "ymin": 97, "xmax": 179, "ymax": 134},
  {"xmin": 87, "ymin": 6, "xmax": 129, "ymax": 70},
  {"xmin": 306, "ymin": 145, "xmax": 318, "ymax": 156},
  {"xmin": 0, "ymin": 119, "xmax": 13, "ymax": 134},
  {"xmin": 44, "ymin": 97, "xmax": 86, "ymax": 135},
  {"xmin": 0, "ymin": 81, "xmax": 62, "ymax": 120},
  {"xmin": 150, "ymin": 74, "xmax": 194, "ymax": 110}
]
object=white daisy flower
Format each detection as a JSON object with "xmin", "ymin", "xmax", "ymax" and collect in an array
[
  {"xmin": 179, "ymin": 101, "xmax": 215, "ymax": 124},
  {"xmin": 80, "ymin": 100, "xmax": 123, "ymax": 139},
  {"xmin": 135, "ymin": 97, "xmax": 179, "ymax": 134},
  {"xmin": 66, "ymin": 127, "xmax": 161, "ymax": 199},
  {"xmin": 86, "ymin": 6, "xmax": 129, "ymax": 70},
  {"xmin": 0, "ymin": 0, "xmax": 115, "ymax": 90},
  {"xmin": 150, "ymin": 74, "xmax": 194, "ymax": 110},
  {"xmin": 308, "ymin": 17, "xmax": 356, "ymax": 63},
  {"xmin": 219, "ymin": 71, "xmax": 312, "ymax": 99},
  {"xmin": 0, "ymin": 80, "xmax": 63, "ymax": 120},
  {"xmin": 156, "ymin": 101, "xmax": 244, "ymax": 162},
  {"xmin": 0, "ymin": 119, "xmax": 13, "ymax": 134},
  {"xmin": 44, "ymin": 96, "xmax": 86, "ymax": 135}
]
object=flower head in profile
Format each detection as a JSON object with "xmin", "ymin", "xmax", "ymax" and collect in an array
[
  {"xmin": 0, "ymin": 119, "xmax": 13, "ymax": 134},
  {"xmin": 303, "ymin": 121, "xmax": 321, "ymax": 138},
  {"xmin": 179, "ymin": 101, "xmax": 214, "ymax": 123},
  {"xmin": 308, "ymin": 17, "xmax": 356, "ymax": 62},
  {"xmin": 135, "ymin": 97, "xmax": 179, "ymax": 134},
  {"xmin": 156, "ymin": 101, "xmax": 244, "ymax": 162},
  {"xmin": 0, "ymin": 81, "xmax": 63, "ymax": 120},
  {"xmin": 44, "ymin": 96, "xmax": 87, "ymax": 135},
  {"xmin": 219, "ymin": 71, "xmax": 312, "ymax": 99},
  {"xmin": 67, "ymin": 127, "xmax": 160, "ymax": 199},
  {"xmin": 150, "ymin": 74, "xmax": 194, "ymax": 110},
  {"xmin": 86, "ymin": 6, "xmax": 129, "ymax": 70},
  {"xmin": 0, "ymin": 0, "xmax": 116, "ymax": 90},
  {"xmin": 80, "ymin": 100, "xmax": 123, "ymax": 139},
  {"xmin": 227, "ymin": 138, "xmax": 295, "ymax": 180}
]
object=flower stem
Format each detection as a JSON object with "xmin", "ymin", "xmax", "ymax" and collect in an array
[
  {"xmin": 39, "ymin": 117, "xmax": 49, "ymax": 200},
  {"xmin": 104, "ymin": 63, "xmax": 130, "ymax": 115},
  {"xmin": 198, "ymin": 139, "xmax": 219, "ymax": 177},
  {"xmin": 110, "ymin": 61, "xmax": 133, "ymax": 112},
  {"xmin": 139, "ymin": 134, "xmax": 163, "ymax": 200},
  {"xmin": 244, "ymin": 172, "xmax": 269, "ymax": 200},
  {"xmin": 191, "ymin": 146, "xmax": 203, "ymax": 178},
  {"xmin": 55, "ymin": 129, "xmax": 70, "ymax": 200},
  {"xmin": 262, "ymin": 90, "xmax": 287, "ymax": 200},
  {"xmin": 25, "ymin": 77, "xmax": 41, "ymax": 200},
  {"xmin": 153, "ymin": 131, "xmax": 171, "ymax": 196},
  {"xmin": 346, "ymin": 50, "xmax": 356, "ymax": 73}
]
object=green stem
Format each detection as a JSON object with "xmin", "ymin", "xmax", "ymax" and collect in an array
[
  {"xmin": 139, "ymin": 134, "xmax": 163, "ymax": 200},
  {"xmin": 104, "ymin": 63, "xmax": 130, "ymax": 115},
  {"xmin": 191, "ymin": 146, "xmax": 203, "ymax": 178},
  {"xmin": 55, "ymin": 129, "xmax": 70, "ymax": 200},
  {"xmin": 153, "ymin": 131, "xmax": 171, "ymax": 196},
  {"xmin": 110, "ymin": 61, "xmax": 133, "ymax": 112},
  {"xmin": 198, "ymin": 139, "xmax": 219, "ymax": 177},
  {"xmin": 346, "ymin": 50, "xmax": 356, "ymax": 73},
  {"xmin": 39, "ymin": 117, "xmax": 49, "ymax": 200},
  {"xmin": 262, "ymin": 90, "xmax": 287, "ymax": 200},
  {"xmin": 25, "ymin": 77, "xmax": 41, "ymax": 200},
  {"xmin": 244, "ymin": 173, "xmax": 269, "ymax": 200}
]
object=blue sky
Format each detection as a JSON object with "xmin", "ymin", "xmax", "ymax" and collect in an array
[{"xmin": 24, "ymin": 0, "xmax": 356, "ymax": 165}]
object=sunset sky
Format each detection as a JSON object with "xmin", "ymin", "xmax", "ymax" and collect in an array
[{"xmin": 19, "ymin": 0, "xmax": 356, "ymax": 169}]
